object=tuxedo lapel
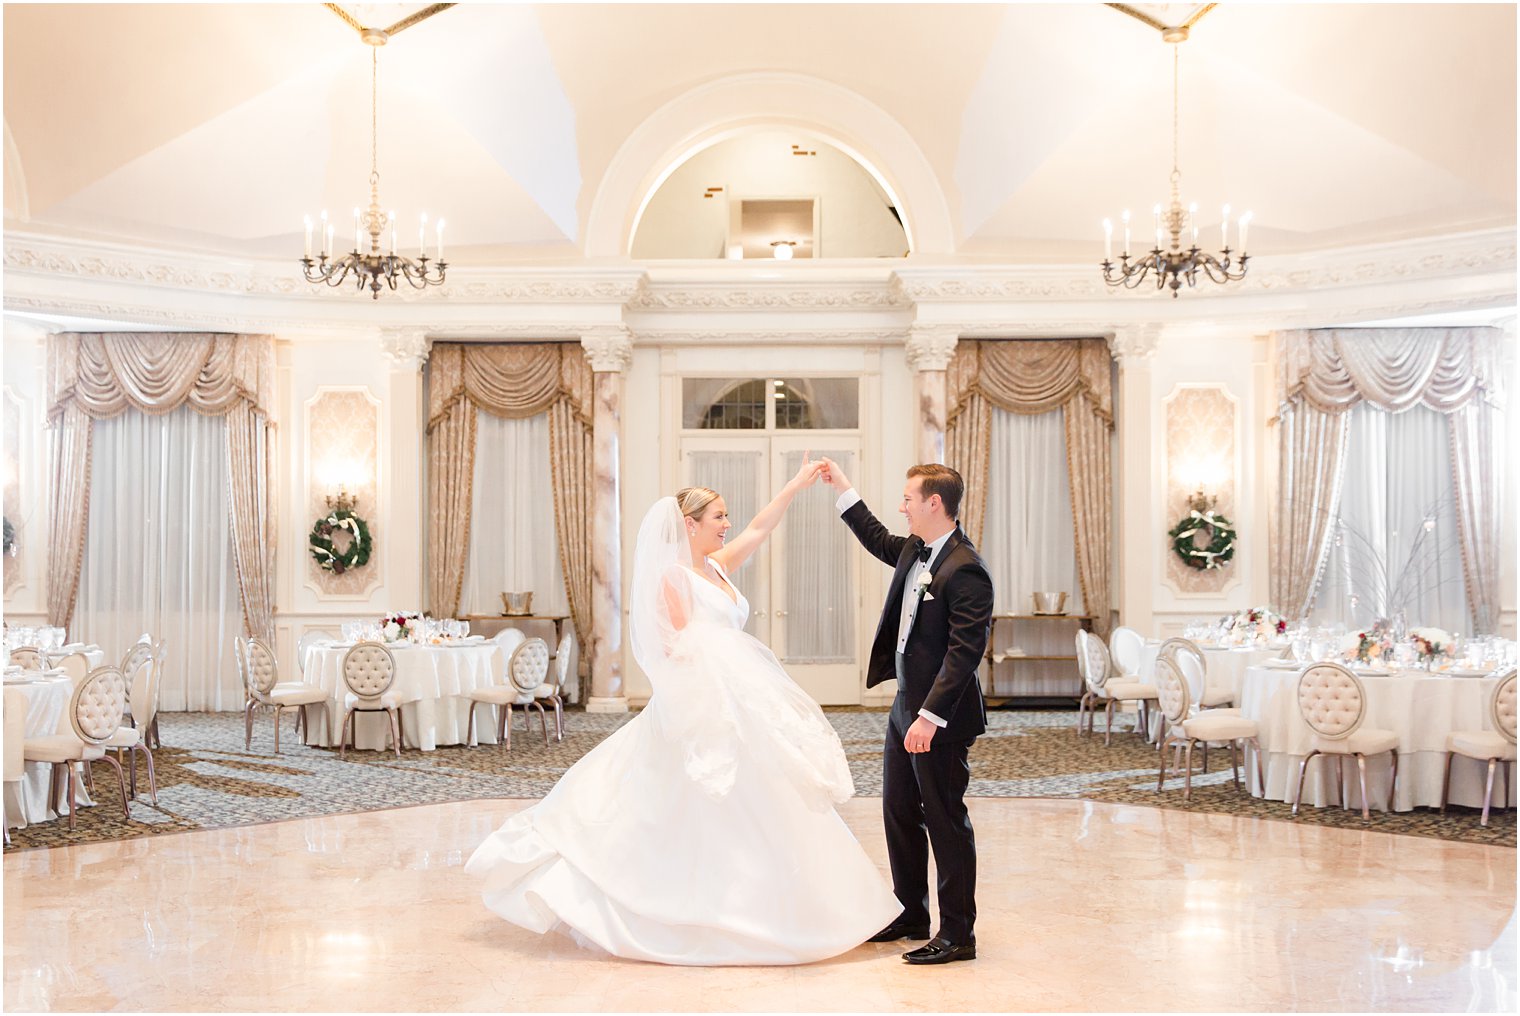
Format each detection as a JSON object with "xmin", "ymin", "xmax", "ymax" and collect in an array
[{"xmin": 878, "ymin": 535, "xmax": 923, "ymax": 638}]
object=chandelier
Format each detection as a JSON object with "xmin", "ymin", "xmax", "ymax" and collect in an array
[
  {"xmin": 301, "ymin": 5, "xmax": 452, "ymax": 299},
  {"xmin": 1100, "ymin": 22, "xmax": 1252, "ymax": 298}
]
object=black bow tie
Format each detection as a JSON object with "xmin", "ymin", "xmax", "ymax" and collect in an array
[{"xmin": 915, "ymin": 543, "xmax": 932, "ymax": 563}]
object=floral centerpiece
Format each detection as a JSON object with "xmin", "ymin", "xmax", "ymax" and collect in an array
[
  {"xmin": 1222, "ymin": 606, "xmax": 1288, "ymax": 645},
  {"xmin": 1409, "ymin": 627, "xmax": 1454, "ymax": 667},
  {"xmin": 1341, "ymin": 621, "xmax": 1392, "ymax": 666},
  {"xmin": 379, "ymin": 611, "xmax": 422, "ymax": 643}
]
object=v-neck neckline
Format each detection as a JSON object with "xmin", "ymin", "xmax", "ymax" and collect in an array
[{"xmin": 691, "ymin": 557, "xmax": 739, "ymax": 606}]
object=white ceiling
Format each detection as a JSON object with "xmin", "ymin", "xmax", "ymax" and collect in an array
[{"xmin": 3, "ymin": 3, "xmax": 1514, "ymax": 263}]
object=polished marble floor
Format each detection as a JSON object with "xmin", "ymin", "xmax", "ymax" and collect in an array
[{"xmin": 4, "ymin": 797, "xmax": 1514, "ymax": 1012}]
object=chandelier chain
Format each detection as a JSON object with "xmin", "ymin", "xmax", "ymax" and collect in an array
[
  {"xmin": 1172, "ymin": 45, "xmax": 1180, "ymax": 177},
  {"xmin": 371, "ymin": 48, "xmax": 378, "ymax": 181}
]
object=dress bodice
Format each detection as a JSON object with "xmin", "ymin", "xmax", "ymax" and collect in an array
[{"xmin": 689, "ymin": 557, "xmax": 749, "ymax": 630}]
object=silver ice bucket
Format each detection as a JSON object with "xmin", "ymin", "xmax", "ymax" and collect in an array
[
  {"xmin": 500, "ymin": 591, "xmax": 534, "ymax": 616},
  {"xmin": 1033, "ymin": 592, "xmax": 1068, "ymax": 615}
]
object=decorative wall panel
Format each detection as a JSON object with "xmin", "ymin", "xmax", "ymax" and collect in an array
[
  {"xmin": 1164, "ymin": 384, "xmax": 1239, "ymax": 596},
  {"xmin": 304, "ymin": 387, "xmax": 382, "ymax": 599}
]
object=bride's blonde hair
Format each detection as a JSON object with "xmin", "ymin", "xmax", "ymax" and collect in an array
[{"xmin": 676, "ymin": 486, "xmax": 721, "ymax": 521}]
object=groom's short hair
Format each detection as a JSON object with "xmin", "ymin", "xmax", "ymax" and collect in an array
[{"xmin": 906, "ymin": 464, "xmax": 964, "ymax": 520}]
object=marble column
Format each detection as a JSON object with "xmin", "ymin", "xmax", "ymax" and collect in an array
[
  {"xmin": 379, "ymin": 327, "xmax": 431, "ymax": 612},
  {"xmin": 905, "ymin": 324, "xmax": 958, "ymax": 465},
  {"xmin": 581, "ymin": 326, "xmax": 633, "ymax": 713},
  {"xmin": 1109, "ymin": 325, "xmax": 1160, "ymax": 637}
]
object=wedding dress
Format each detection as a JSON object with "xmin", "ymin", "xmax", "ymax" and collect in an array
[{"xmin": 466, "ymin": 497, "xmax": 901, "ymax": 965}]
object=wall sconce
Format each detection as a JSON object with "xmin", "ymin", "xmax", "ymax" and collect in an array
[{"xmin": 325, "ymin": 485, "xmax": 359, "ymax": 513}]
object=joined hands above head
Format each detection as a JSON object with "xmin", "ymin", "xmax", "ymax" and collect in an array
[{"xmin": 818, "ymin": 456, "xmax": 852, "ymax": 494}]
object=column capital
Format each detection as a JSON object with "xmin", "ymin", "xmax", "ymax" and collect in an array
[
  {"xmin": 378, "ymin": 327, "xmax": 432, "ymax": 371},
  {"xmin": 1107, "ymin": 324, "xmax": 1161, "ymax": 363},
  {"xmin": 905, "ymin": 324, "xmax": 959, "ymax": 372},
  {"xmin": 581, "ymin": 325, "xmax": 633, "ymax": 373}
]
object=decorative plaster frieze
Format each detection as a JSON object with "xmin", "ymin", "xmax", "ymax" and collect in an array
[
  {"xmin": 629, "ymin": 328, "xmax": 908, "ymax": 347},
  {"xmin": 379, "ymin": 328, "xmax": 432, "ymax": 370},
  {"xmin": 581, "ymin": 326, "xmax": 634, "ymax": 372},
  {"xmin": 892, "ymin": 272, "xmax": 1105, "ymax": 302},
  {"xmin": 630, "ymin": 276, "xmax": 905, "ymax": 311},
  {"xmin": 904, "ymin": 324, "xmax": 959, "ymax": 371}
]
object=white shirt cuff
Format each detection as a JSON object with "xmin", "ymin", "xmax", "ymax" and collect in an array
[
  {"xmin": 918, "ymin": 708, "xmax": 948, "ymax": 728},
  {"xmin": 835, "ymin": 488, "xmax": 862, "ymax": 514}
]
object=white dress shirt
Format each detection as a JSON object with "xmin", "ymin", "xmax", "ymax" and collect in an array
[{"xmin": 836, "ymin": 488, "xmax": 950, "ymax": 729}]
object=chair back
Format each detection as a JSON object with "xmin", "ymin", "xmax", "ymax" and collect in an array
[
  {"xmin": 297, "ymin": 630, "xmax": 335, "ymax": 675},
  {"xmin": 233, "ymin": 636, "xmax": 247, "ymax": 696},
  {"xmin": 68, "ymin": 666, "xmax": 127, "ymax": 746},
  {"xmin": 555, "ymin": 632, "xmax": 578, "ymax": 694},
  {"xmin": 1076, "ymin": 629, "xmax": 1110, "ymax": 693},
  {"xmin": 341, "ymin": 642, "xmax": 396, "ymax": 702},
  {"xmin": 244, "ymin": 637, "xmax": 280, "ymax": 701},
  {"xmin": 1154, "ymin": 656, "xmax": 1191, "ymax": 726},
  {"xmin": 127, "ymin": 655, "xmax": 158, "ymax": 731},
  {"xmin": 3, "ymin": 688, "xmax": 26, "ymax": 783},
  {"xmin": 10, "ymin": 647, "xmax": 43, "ymax": 671},
  {"xmin": 1109, "ymin": 626, "xmax": 1144, "ymax": 677},
  {"xmin": 1169, "ymin": 648, "xmax": 1207, "ymax": 710},
  {"xmin": 508, "ymin": 638, "xmax": 551, "ymax": 694},
  {"xmin": 1492, "ymin": 672, "xmax": 1517, "ymax": 744},
  {"xmin": 55, "ymin": 651, "xmax": 91, "ymax": 686},
  {"xmin": 492, "ymin": 627, "xmax": 527, "ymax": 652},
  {"xmin": 121, "ymin": 639, "xmax": 153, "ymax": 677},
  {"xmin": 1296, "ymin": 662, "xmax": 1366, "ymax": 741}
]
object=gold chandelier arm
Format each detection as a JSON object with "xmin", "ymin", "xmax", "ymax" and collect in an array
[
  {"xmin": 1105, "ymin": 3, "xmax": 1218, "ymax": 37},
  {"xmin": 383, "ymin": 4, "xmax": 457, "ymax": 37},
  {"xmin": 323, "ymin": 3, "xmax": 364, "ymax": 35}
]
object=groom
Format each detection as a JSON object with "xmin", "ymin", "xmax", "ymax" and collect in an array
[{"xmin": 821, "ymin": 459, "xmax": 993, "ymax": 965}]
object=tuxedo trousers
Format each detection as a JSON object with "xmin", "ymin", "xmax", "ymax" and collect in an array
[{"xmin": 883, "ymin": 690, "xmax": 977, "ymax": 942}]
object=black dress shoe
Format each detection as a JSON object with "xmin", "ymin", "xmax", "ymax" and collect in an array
[
  {"xmin": 868, "ymin": 920, "xmax": 931, "ymax": 943},
  {"xmin": 903, "ymin": 936, "xmax": 977, "ymax": 964}
]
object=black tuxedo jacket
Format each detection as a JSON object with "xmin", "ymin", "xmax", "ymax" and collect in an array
[{"xmin": 842, "ymin": 499, "xmax": 994, "ymax": 741}]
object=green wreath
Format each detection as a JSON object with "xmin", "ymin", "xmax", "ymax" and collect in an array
[
  {"xmin": 1168, "ymin": 508, "xmax": 1236, "ymax": 571},
  {"xmin": 309, "ymin": 508, "xmax": 372, "ymax": 575},
  {"xmin": 2, "ymin": 516, "xmax": 13, "ymax": 557}
]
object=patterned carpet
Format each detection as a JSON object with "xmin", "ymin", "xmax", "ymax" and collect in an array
[{"xmin": 5, "ymin": 708, "xmax": 1513, "ymax": 852}]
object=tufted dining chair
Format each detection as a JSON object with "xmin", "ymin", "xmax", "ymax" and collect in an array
[
  {"xmin": 535, "ymin": 631, "xmax": 577, "ymax": 742},
  {"xmin": 10, "ymin": 647, "xmax": 43, "ymax": 672},
  {"xmin": 1108, "ymin": 626, "xmax": 1147, "ymax": 680},
  {"xmin": 338, "ymin": 641, "xmax": 404, "ymax": 759},
  {"xmin": 1441, "ymin": 669, "xmax": 1517, "ymax": 827},
  {"xmin": 23, "ymin": 667, "xmax": 131, "ymax": 830},
  {"xmin": 1076, "ymin": 629, "xmax": 1159, "ymax": 746},
  {"xmin": 1153, "ymin": 656, "xmax": 1265, "ymax": 802},
  {"xmin": 3, "ymin": 688, "xmax": 25, "ymax": 845},
  {"xmin": 1292, "ymin": 662, "xmax": 1400, "ymax": 821},
  {"xmin": 242, "ymin": 636, "xmax": 329, "ymax": 754},
  {"xmin": 104, "ymin": 653, "xmax": 160, "ymax": 804},
  {"xmin": 120, "ymin": 637, "xmax": 154, "ymax": 734},
  {"xmin": 464, "ymin": 638, "xmax": 551, "ymax": 749}
]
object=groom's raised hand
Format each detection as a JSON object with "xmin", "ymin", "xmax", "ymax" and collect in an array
[{"xmin": 819, "ymin": 456, "xmax": 852, "ymax": 493}]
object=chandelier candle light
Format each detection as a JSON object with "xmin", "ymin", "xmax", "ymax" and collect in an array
[
  {"xmin": 1101, "ymin": 33, "xmax": 1251, "ymax": 297},
  {"xmin": 301, "ymin": 39, "xmax": 447, "ymax": 299}
]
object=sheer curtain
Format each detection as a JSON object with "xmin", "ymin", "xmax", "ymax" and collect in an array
[
  {"xmin": 76, "ymin": 406, "xmax": 243, "ymax": 711},
  {"xmin": 781, "ymin": 448, "xmax": 855, "ymax": 663},
  {"xmin": 1313, "ymin": 403, "xmax": 1470, "ymax": 633},
  {"xmin": 461, "ymin": 412, "xmax": 569, "ymax": 620},
  {"xmin": 982, "ymin": 407, "xmax": 1082, "ymax": 694},
  {"xmin": 687, "ymin": 449, "xmax": 763, "ymax": 635}
]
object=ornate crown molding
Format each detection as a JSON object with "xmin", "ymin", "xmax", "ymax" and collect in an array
[
  {"xmin": 630, "ymin": 327, "xmax": 907, "ymax": 347},
  {"xmin": 581, "ymin": 326, "xmax": 634, "ymax": 372},
  {"xmin": 630, "ymin": 274, "xmax": 905, "ymax": 311}
]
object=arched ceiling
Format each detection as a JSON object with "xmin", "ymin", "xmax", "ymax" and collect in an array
[{"xmin": 3, "ymin": 3, "xmax": 1513, "ymax": 263}]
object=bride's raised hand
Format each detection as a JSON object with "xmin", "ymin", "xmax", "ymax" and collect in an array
[{"xmin": 790, "ymin": 451, "xmax": 826, "ymax": 489}]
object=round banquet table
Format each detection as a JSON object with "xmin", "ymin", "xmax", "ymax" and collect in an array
[
  {"xmin": 1237, "ymin": 663, "xmax": 1515, "ymax": 813},
  {"xmin": 298, "ymin": 640, "xmax": 511, "ymax": 751},
  {"xmin": 3, "ymin": 672, "xmax": 96, "ymax": 830},
  {"xmin": 43, "ymin": 645, "xmax": 108, "ymax": 672},
  {"xmin": 1137, "ymin": 642, "xmax": 1282, "ymax": 700}
]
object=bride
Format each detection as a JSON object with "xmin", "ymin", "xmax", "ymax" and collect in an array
[{"xmin": 466, "ymin": 457, "xmax": 901, "ymax": 965}]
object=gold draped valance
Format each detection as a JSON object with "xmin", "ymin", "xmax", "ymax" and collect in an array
[
  {"xmin": 48, "ymin": 332, "xmax": 276, "ymax": 421},
  {"xmin": 947, "ymin": 338, "xmax": 1114, "ymax": 426},
  {"xmin": 1277, "ymin": 327, "xmax": 1502, "ymax": 416},
  {"xmin": 427, "ymin": 342, "xmax": 592, "ymax": 429}
]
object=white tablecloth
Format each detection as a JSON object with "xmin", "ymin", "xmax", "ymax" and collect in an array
[
  {"xmin": 1136, "ymin": 643, "xmax": 1281, "ymax": 699},
  {"xmin": 1237, "ymin": 664, "xmax": 1514, "ymax": 813},
  {"xmin": 3, "ymin": 674, "xmax": 96, "ymax": 829},
  {"xmin": 299, "ymin": 641, "xmax": 510, "ymax": 751},
  {"xmin": 44, "ymin": 646, "xmax": 107, "ymax": 672}
]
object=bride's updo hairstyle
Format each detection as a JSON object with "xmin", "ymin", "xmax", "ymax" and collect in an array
[{"xmin": 676, "ymin": 486, "xmax": 721, "ymax": 521}]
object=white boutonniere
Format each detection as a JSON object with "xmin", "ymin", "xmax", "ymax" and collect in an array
[{"xmin": 914, "ymin": 571, "xmax": 933, "ymax": 600}]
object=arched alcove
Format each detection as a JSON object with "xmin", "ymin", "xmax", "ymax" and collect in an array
[{"xmin": 585, "ymin": 72, "xmax": 954, "ymax": 259}]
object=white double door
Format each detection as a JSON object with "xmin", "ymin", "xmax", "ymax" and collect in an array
[{"xmin": 681, "ymin": 435, "xmax": 862, "ymax": 704}]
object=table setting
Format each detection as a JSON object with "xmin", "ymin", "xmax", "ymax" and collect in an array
[
  {"xmin": 1234, "ymin": 620, "xmax": 1517, "ymax": 813},
  {"xmin": 299, "ymin": 614, "xmax": 511, "ymax": 751}
]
